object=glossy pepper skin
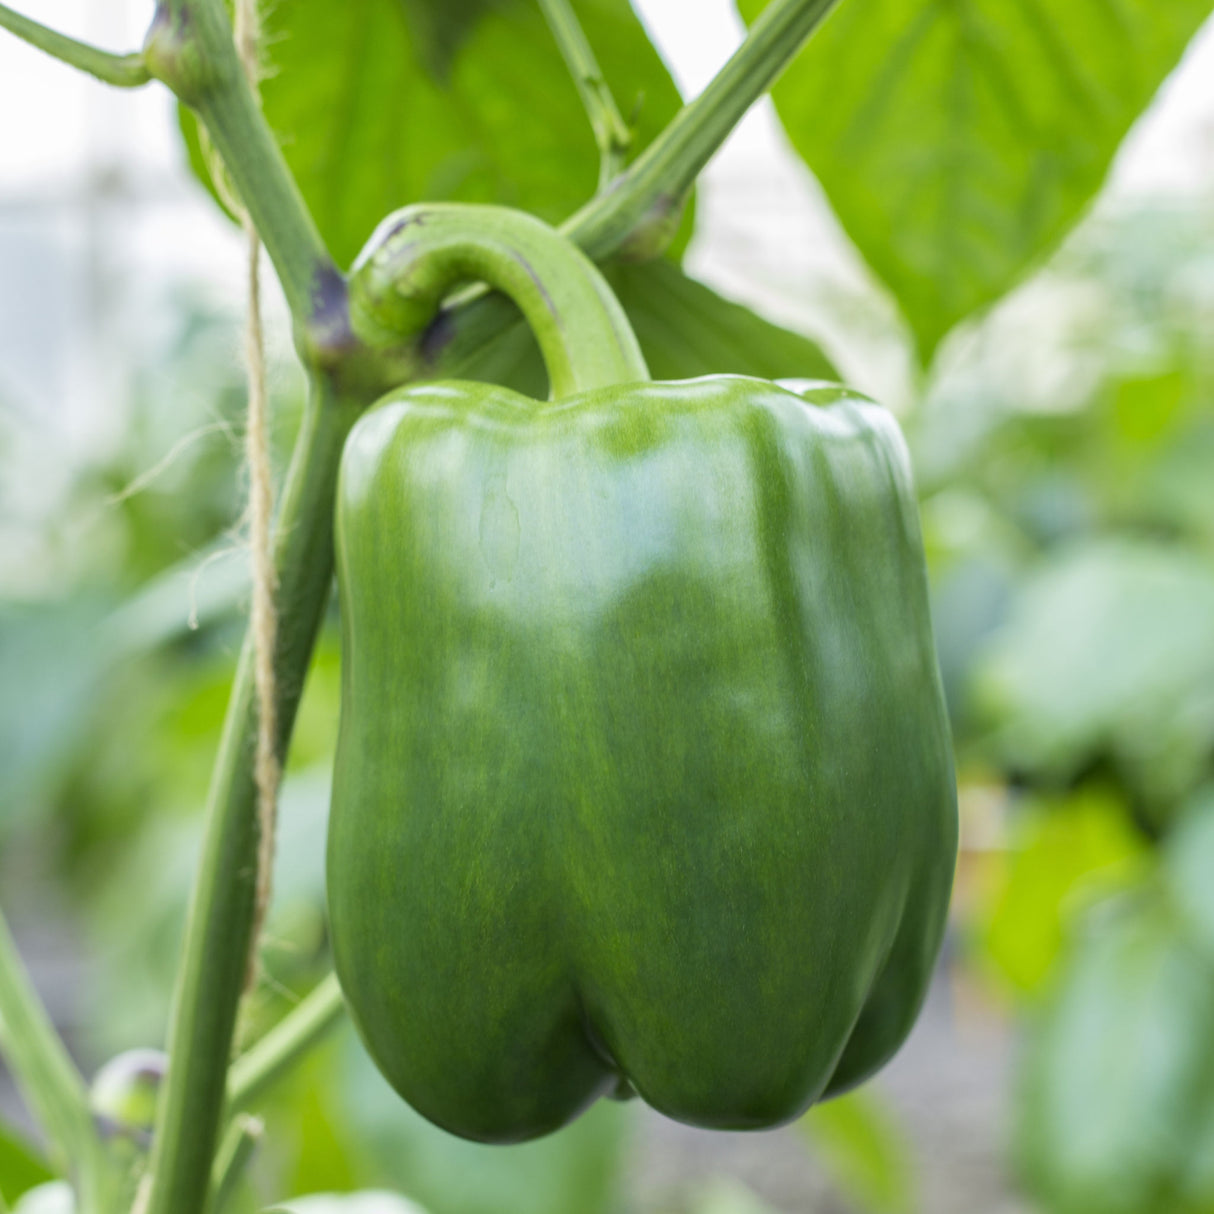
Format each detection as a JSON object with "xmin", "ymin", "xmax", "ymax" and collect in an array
[{"xmin": 328, "ymin": 372, "xmax": 958, "ymax": 1144}]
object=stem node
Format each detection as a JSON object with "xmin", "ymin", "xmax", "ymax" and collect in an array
[{"xmin": 143, "ymin": 6, "xmax": 228, "ymax": 105}]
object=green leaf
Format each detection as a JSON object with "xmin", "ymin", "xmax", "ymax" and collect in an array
[
  {"xmin": 0, "ymin": 600, "xmax": 113, "ymax": 837},
  {"xmin": 445, "ymin": 262, "xmax": 838, "ymax": 397},
  {"xmin": 607, "ymin": 260, "xmax": 837, "ymax": 382},
  {"xmin": 981, "ymin": 785, "xmax": 1145, "ymax": 997},
  {"xmin": 265, "ymin": 1196, "xmax": 429, "ymax": 1214},
  {"xmin": 686, "ymin": 1179, "xmax": 782, "ymax": 1214},
  {"xmin": 397, "ymin": 0, "xmax": 498, "ymax": 80},
  {"xmin": 10, "ymin": 1184, "xmax": 72, "ymax": 1214},
  {"xmin": 182, "ymin": 0, "xmax": 684, "ymax": 269},
  {"xmin": 801, "ymin": 1090, "xmax": 917, "ymax": 1214},
  {"xmin": 1015, "ymin": 893, "xmax": 1214, "ymax": 1214},
  {"xmin": 0, "ymin": 1126, "xmax": 54, "ymax": 1205},
  {"xmin": 974, "ymin": 540, "xmax": 1214, "ymax": 817},
  {"xmin": 1163, "ymin": 785, "xmax": 1214, "ymax": 962},
  {"xmin": 737, "ymin": 0, "xmax": 1212, "ymax": 360}
]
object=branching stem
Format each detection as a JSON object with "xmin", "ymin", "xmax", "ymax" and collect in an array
[
  {"xmin": 537, "ymin": 0, "xmax": 632, "ymax": 186},
  {"xmin": 0, "ymin": 3, "xmax": 149, "ymax": 86},
  {"xmin": 226, "ymin": 972, "xmax": 346, "ymax": 1112}
]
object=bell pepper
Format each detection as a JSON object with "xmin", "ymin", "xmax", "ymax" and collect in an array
[{"xmin": 327, "ymin": 204, "xmax": 957, "ymax": 1144}]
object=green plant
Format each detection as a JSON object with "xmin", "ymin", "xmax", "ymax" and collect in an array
[{"xmin": 0, "ymin": 0, "xmax": 1207, "ymax": 1211}]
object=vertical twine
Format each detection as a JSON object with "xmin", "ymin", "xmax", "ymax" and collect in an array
[{"xmin": 233, "ymin": 0, "xmax": 279, "ymax": 991}]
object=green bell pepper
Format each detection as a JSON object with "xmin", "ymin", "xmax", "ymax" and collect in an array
[{"xmin": 327, "ymin": 205, "xmax": 957, "ymax": 1144}]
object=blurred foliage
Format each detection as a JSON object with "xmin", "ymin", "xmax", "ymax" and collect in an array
[
  {"xmin": 915, "ymin": 192, "xmax": 1214, "ymax": 1212},
  {"xmin": 1015, "ymin": 875, "xmax": 1214, "ymax": 1214},
  {"xmin": 800, "ymin": 1091, "xmax": 917, "ymax": 1214},
  {"xmin": 0, "ymin": 1126, "xmax": 52, "ymax": 1206},
  {"xmin": 977, "ymin": 784, "xmax": 1145, "ymax": 998},
  {"xmin": 737, "ymin": 0, "xmax": 1212, "ymax": 362}
]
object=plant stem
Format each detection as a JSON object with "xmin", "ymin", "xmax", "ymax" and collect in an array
[
  {"xmin": 0, "ymin": 913, "xmax": 114, "ymax": 1212},
  {"xmin": 226, "ymin": 972, "xmax": 345, "ymax": 1111},
  {"xmin": 210, "ymin": 1115, "xmax": 262, "ymax": 1211},
  {"xmin": 143, "ymin": 0, "xmax": 336, "ymax": 329},
  {"xmin": 537, "ymin": 0, "xmax": 632, "ymax": 186},
  {"xmin": 567, "ymin": 0, "xmax": 841, "ymax": 256},
  {"xmin": 0, "ymin": 3, "xmax": 150, "ymax": 86},
  {"xmin": 352, "ymin": 204, "xmax": 649, "ymax": 396},
  {"xmin": 410, "ymin": 0, "xmax": 843, "ymax": 380},
  {"xmin": 143, "ymin": 378, "xmax": 363, "ymax": 1214}
]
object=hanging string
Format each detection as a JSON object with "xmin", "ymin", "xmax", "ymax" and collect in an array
[{"xmin": 232, "ymin": 0, "xmax": 279, "ymax": 991}]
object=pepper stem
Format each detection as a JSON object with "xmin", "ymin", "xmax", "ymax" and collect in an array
[{"xmin": 349, "ymin": 203, "xmax": 650, "ymax": 399}]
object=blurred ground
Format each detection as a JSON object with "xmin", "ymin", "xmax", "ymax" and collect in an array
[{"xmin": 1, "ymin": 892, "xmax": 1025, "ymax": 1213}]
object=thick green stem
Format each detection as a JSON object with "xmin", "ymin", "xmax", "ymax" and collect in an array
[
  {"xmin": 537, "ymin": 0, "xmax": 632, "ymax": 187},
  {"xmin": 226, "ymin": 972, "xmax": 345, "ymax": 1112},
  {"xmin": 0, "ymin": 3, "xmax": 149, "ymax": 87},
  {"xmin": 0, "ymin": 915, "xmax": 115, "ymax": 1212},
  {"xmin": 142, "ymin": 0, "xmax": 337, "ymax": 334},
  {"xmin": 143, "ymin": 379, "xmax": 363, "ymax": 1214},
  {"xmin": 351, "ymin": 204, "xmax": 649, "ymax": 397}
]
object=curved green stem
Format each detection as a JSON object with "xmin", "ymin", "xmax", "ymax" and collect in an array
[
  {"xmin": 0, "ymin": 914, "xmax": 115, "ymax": 1212},
  {"xmin": 0, "ymin": 3, "xmax": 149, "ymax": 87},
  {"xmin": 226, "ymin": 972, "xmax": 345, "ymax": 1112},
  {"xmin": 351, "ymin": 203, "xmax": 649, "ymax": 397},
  {"xmin": 537, "ymin": 0, "xmax": 632, "ymax": 187}
]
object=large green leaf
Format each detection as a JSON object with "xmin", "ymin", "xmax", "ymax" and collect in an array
[
  {"xmin": 183, "ymin": 0, "xmax": 684, "ymax": 268},
  {"xmin": 737, "ymin": 0, "xmax": 1212, "ymax": 361}
]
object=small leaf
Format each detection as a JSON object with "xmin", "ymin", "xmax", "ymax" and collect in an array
[
  {"xmin": 10, "ymin": 1184, "xmax": 73, "ymax": 1214},
  {"xmin": 974, "ymin": 540, "xmax": 1214, "ymax": 816},
  {"xmin": 1163, "ymin": 785, "xmax": 1214, "ymax": 961},
  {"xmin": 980, "ymin": 785, "xmax": 1145, "ymax": 996},
  {"xmin": 1015, "ymin": 893, "xmax": 1214, "ymax": 1214},
  {"xmin": 737, "ymin": 0, "xmax": 1213, "ymax": 360},
  {"xmin": 607, "ymin": 261, "xmax": 837, "ymax": 382},
  {"xmin": 686, "ymin": 1179, "xmax": 782, "ymax": 1214},
  {"xmin": 0, "ymin": 1126, "xmax": 55, "ymax": 1205},
  {"xmin": 266, "ymin": 1196, "xmax": 429, "ymax": 1214},
  {"xmin": 801, "ymin": 1090, "xmax": 917, "ymax": 1214}
]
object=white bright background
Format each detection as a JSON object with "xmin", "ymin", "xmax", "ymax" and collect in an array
[{"xmin": 1, "ymin": 0, "xmax": 1213, "ymax": 570}]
